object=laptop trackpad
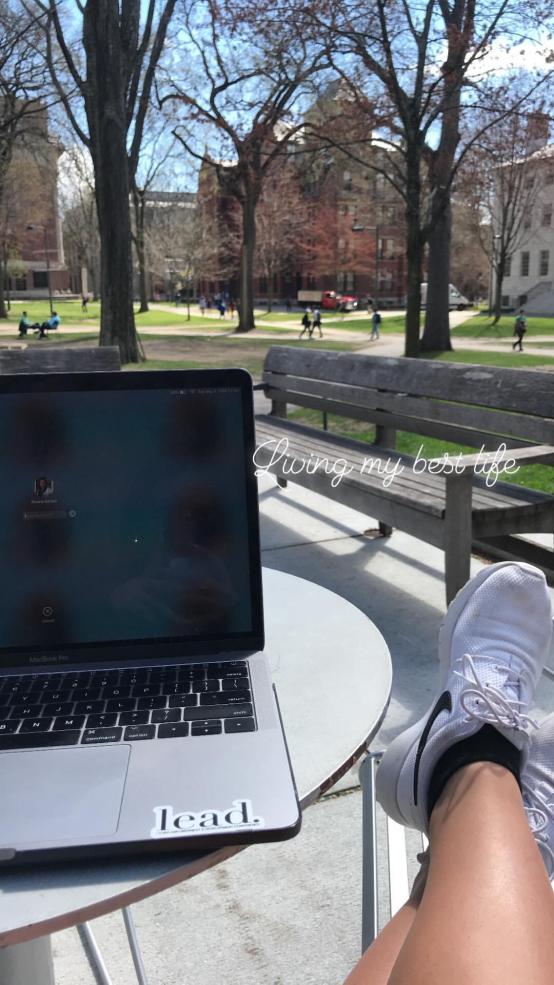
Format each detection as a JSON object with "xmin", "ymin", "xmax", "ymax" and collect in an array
[{"xmin": 0, "ymin": 745, "xmax": 130, "ymax": 845}]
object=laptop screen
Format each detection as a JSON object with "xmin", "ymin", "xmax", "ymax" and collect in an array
[{"xmin": 0, "ymin": 369, "xmax": 263, "ymax": 666}]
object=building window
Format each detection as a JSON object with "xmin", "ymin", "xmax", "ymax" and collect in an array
[
  {"xmin": 502, "ymin": 295, "xmax": 510, "ymax": 307},
  {"xmin": 504, "ymin": 256, "xmax": 512, "ymax": 277},
  {"xmin": 539, "ymin": 250, "xmax": 550, "ymax": 276},
  {"xmin": 33, "ymin": 271, "xmax": 49, "ymax": 288},
  {"xmin": 346, "ymin": 272, "xmax": 355, "ymax": 293},
  {"xmin": 542, "ymin": 204, "xmax": 552, "ymax": 226},
  {"xmin": 343, "ymin": 171, "xmax": 352, "ymax": 191},
  {"xmin": 523, "ymin": 211, "xmax": 532, "ymax": 229},
  {"xmin": 520, "ymin": 252, "xmax": 530, "ymax": 277}
]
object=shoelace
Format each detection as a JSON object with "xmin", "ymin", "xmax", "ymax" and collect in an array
[
  {"xmin": 522, "ymin": 785, "xmax": 554, "ymax": 881},
  {"xmin": 455, "ymin": 653, "xmax": 538, "ymax": 739}
]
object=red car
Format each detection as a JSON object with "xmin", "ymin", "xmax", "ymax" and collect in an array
[{"xmin": 321, "ymin": 291, "xmax": 358, "ymax": 311}]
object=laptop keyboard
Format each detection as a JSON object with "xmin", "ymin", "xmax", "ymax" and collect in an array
[{"xmin": 0, "ymin": 661, "xmax": 257, "ymax": 750}]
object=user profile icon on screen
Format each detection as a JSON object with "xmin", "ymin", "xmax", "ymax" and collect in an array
[{"xmin": 34, "ymin": 476, "xmax": 54, "ymax": 498}]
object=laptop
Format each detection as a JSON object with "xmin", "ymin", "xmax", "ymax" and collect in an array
[{"xmin": 0, "ymin": 368, "xmax": 301, "ymax": 864}]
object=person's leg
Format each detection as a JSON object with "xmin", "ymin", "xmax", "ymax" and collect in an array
[
  {"xmin": 344, "ymin": 855, "xmax": 428, "ymax": 985},
  {"xmin": 387, "ymin": 762, "xmax": 554, "ymax": 985}
]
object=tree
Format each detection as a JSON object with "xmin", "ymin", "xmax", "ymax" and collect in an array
[
  {"xmin": 311, "ymin": 0, "xmax": 554, "ymax": 354},
  {"xmin": 255, "ymin": 159, "xmax": 310, "ymax": 310},
  {"xmin": 60, "ymin": 145, "xmax": 101, "ymax": 299},
  {"xmin": 36, "ymin": 0, "xmax": 177, "ymax": 362},
  {"xmin": 466, "ymin": 110, "xmax": 543, "ymax": 322},
  {"xmin": 161, "ymin": 0, "xmax": 329, "ymax": 332}
]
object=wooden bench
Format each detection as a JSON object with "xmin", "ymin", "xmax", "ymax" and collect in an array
[
  {"xmin": 0, "ymin": 346, "xmax": 121, "ymax": 374},
  {"xmin": 255, "ymin": 347, "xmax": 554, "ymax": 603}
]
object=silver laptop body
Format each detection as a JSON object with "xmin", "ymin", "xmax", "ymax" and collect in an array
[{"xmin": 0, "ymin": 368, "xmax": 300, "ymax": 864}]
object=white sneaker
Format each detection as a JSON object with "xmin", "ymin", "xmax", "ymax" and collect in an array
[
  {"xmin": 522, "ymin": 715, "xmax": 554, "ymax": 882},
  {"xmin": 376, "ymin": 562, "xmax": 553, "ymax": 833}
]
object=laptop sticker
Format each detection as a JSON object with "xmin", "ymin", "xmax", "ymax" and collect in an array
[{"xmin": 151, "ymin": 799, "xmax": 265, "ymax": 838}]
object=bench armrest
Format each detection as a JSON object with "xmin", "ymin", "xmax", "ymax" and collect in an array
[{"xmin": 429, "ymin": 443, "xmax": 554, "ymax": 475}]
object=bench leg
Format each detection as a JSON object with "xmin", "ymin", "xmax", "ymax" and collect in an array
[
  {"xmin": 379, "ymin": 522, "xmax": 393, "ymax": 537},
  {"xmin": 277, "ymin": 476, "xmax": 288, "ymax": 489},
  {"xmin": 444, "ymin": 473, "xmax": 473, "ymax": 605}
]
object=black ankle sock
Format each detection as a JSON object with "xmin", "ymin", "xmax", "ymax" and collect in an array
[{"xmin": 427, "ymin": 725, "xmax": 522, "ymax": 821}]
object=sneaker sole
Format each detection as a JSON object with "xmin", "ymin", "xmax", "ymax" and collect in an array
[{"xmin": 377, "ymin": 562, "xmax": 542, "ymax": 830}]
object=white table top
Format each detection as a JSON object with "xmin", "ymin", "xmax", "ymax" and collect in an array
[{"xmin": 0, "ymin": 568, "xmax": 391, "ymax": 946}]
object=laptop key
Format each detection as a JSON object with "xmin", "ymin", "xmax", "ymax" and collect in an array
[
  {"xmin": 182, "ymin": 704, "xmax": 252, "ymax": 721},
  {"xmin": 52, "ymin": 715, "xmax": 86, "ymax": 731},
  {"xmin": 195, "ymin": 679, "xmax": 221, "ymax": 693},
  {"xmin": 200, "ymin": 690, "xmax": 251, "ymax": 706},
  {"xmin": 151, "ymin": 709, "xmax": 181, "ymax": 724},
  {"xmin": 158, "ymin": 722, "xmax": 189, "ymax": 738},
  {"xmin": 132, "ymin": 684, "xmax": 161, "ymax": 697},
  {"xmin": 0, "ymin": 730, "xmax": 80, "ymax": 749},
  {"xmin": 9, "ymin": 703, "xmax": 43, "ymax": 719},
  {"xmin": 19, "ymin": 717, "xmax": 53, "ymax": 732},
  {"xmin": 43, "ymin": 702, "xmax": 75, "ymax": 717},
  {"xmin": 81, "ymin": 727, "xmax": 123, "ymax": 744},
  {"xmin": 221, "ymin": 678, "xmax": 249, "ymax": 691},
  {"xmin": 86, "ymin": 713, "xmax": 118, "ymax": 728},
  {"xmin": 168, "ymin": 694, "xmax": 197, "ymax": 708},
  {"xmin": 74, "ymin": 699, "xmax": 106, "ymax": 715},
  {"xmin": 191, "ymin": 721, "xmax": 222, "ymax": 736},
  {"xmin": 118, "ymin": 711, "xmax": 149, "ymax": 726},
  {"xmin": 136, "ymin": 695, "xmax": 166, "ymax": 710},
  {"xmin": 105, "ymin": 698, "xmax": 136, "ymax": 713},
  {"xmin": 224, "ymin": 718, "xmax": 256, "ymax": 733},
  {"xmin": 0, "ymin": 720, "xmax": 20, "ymax": 734},
  {"xmin": 102, "ymin": 686, "xmax": 132, "ymax": 699},
  {"xmin": 123, "ymin": 725, "xmax": 155, "ymax": 741},
  {"xmin": 72, "ymin": 688, "xmax": 102, "ymax": 702}
]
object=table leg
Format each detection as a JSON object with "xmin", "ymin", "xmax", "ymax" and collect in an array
[{"xmin": 0, "ymin": 936, "xmax": 55, "ymax": 985}]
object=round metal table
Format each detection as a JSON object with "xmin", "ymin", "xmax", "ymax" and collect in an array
[{"xmin": 0, "ymin": 569, "xmax": 392, "ymax": 980}]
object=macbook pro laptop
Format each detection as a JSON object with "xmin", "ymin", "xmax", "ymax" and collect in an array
[{"xmin": 0, "ymin": 368, "xmax": 300, "ymax": 864}]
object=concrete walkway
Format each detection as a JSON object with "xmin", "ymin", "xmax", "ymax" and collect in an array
[{"xmin": 50, "ymin": 450, "xmax": 554, "ymax": 984}]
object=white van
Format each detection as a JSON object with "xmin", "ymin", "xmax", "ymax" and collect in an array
[{"xmin": 420, "ymin": 283, "xmax": 471, "ymax": 310}]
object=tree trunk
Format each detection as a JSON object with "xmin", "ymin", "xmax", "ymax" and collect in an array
[
  {"xmin": 403, "ymin": 144, "xmax": 423, "ymax": 357},
  {"xmin": 421, "ymin": 202, "xmax": 453, "ymax": 351},
  {"xmin": 236, "ymin": 189, "xmax": 257, "ymax": 333},
  {"xmin": 83, "ymin": 1, "xmax": 141, "ymax": 363},
  {"xmin": 493, "ymin": 254, "xmax": 506, "ymax": 323},
  {"xmin": 0, "ymin": 255, "xmax": 7, "ymax": 319},
  {"xmin": 132, "ymin": 185, "xmax": 149, "ymax": 313},
  {"xmin": 266, "ymin": 265, "xmax": 273, "ymax": 312}
]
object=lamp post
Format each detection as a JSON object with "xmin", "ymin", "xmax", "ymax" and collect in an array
[
  {"xmin": 488, "ymin": 233, "xmax": 501, "ymax": 316},
  {"xmin": 27, "ymin": 223, "xmax": 53, "ymax": 315}
]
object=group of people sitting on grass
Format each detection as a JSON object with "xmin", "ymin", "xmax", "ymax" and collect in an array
[{"xmin": 18, "ymin": 311, "xmax": 61, "ymax": 339}]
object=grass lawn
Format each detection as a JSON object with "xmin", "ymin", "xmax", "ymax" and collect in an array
[
  {"xmin": 288, "ymin": 345, "xmax": 553, "ymax": 494},
  {"xmin": 2, "ymin": 300, "xmax": 225, "ymax": 329},
  {"xmin": 426, "ymin": 349, "xmax": 554, "ymax": 368},
  {"xmin": 451, "ymin": 313, "xmax": 554, "ymax": 338}
]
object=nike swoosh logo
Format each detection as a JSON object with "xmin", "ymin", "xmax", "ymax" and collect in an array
[{"xmin": 413, "ymin": 690, "xmax": 453, "ymax": 806}]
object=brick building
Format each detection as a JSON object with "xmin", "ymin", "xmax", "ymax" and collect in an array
[
  {"xmin": 195, "ymin": 88, "xmax": 407, "ymax": 306},
  {"xmin": 4, "ymin": 104, "xmax": 68, "ymax": 297}
]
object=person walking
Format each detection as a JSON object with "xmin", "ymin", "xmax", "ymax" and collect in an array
[
  {"xmin": 312, "ymin": 307, "xmax": 323, "ymax": 338},
  {"xmin": 198, "ymin": 295, "xmax": 207, "ymax": 316},
  {"xmin": 299, "ymin": 307, "xmax": 313, "ymax": 339},
  {"xmin": 81, "ymin": 294, "xmax": 89, "ymax": 313},
  {"xmin": 512, "ymin": 308, "xmax": 527, "ymax": 351},
  {"xmin": 370, "ymin": 308, "xmax": 381, "ymax": 340},
  {"xmin": 344, "ymin": 561, "xmax": 554, "ymax": 985}
]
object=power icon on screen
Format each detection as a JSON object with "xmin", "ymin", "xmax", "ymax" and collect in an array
[{"xmin": 42, "ymin": 605, "xmax": 54, "ymax": 619}]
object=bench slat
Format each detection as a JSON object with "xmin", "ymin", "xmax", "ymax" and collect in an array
[
  {"xmin": 0, "ymin": 347, "xmax": 121, "ymax": 374},
  {"xmin": 263, "ymin": 372, "xmax": 553, "ymax": 446},
  {"xmin": 264, "ymin": 349, "xmax": 554, "ymax": 423},
  {"xmin": 255, "ymin": 418, "xmax": 551, "ymax": 516}
]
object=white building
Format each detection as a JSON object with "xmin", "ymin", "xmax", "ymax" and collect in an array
[{"xmin": 498, "ymin": 143, "xmax": 554, "ymax": 315}]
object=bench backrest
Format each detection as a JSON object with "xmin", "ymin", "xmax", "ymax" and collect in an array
[
  {"xmin": 262, "ymin": 347, "xmax": 554, "ymax": 448},
  {"xmin": 0, "ymin": 346, "xmax": 121, "ymax": 374}
]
